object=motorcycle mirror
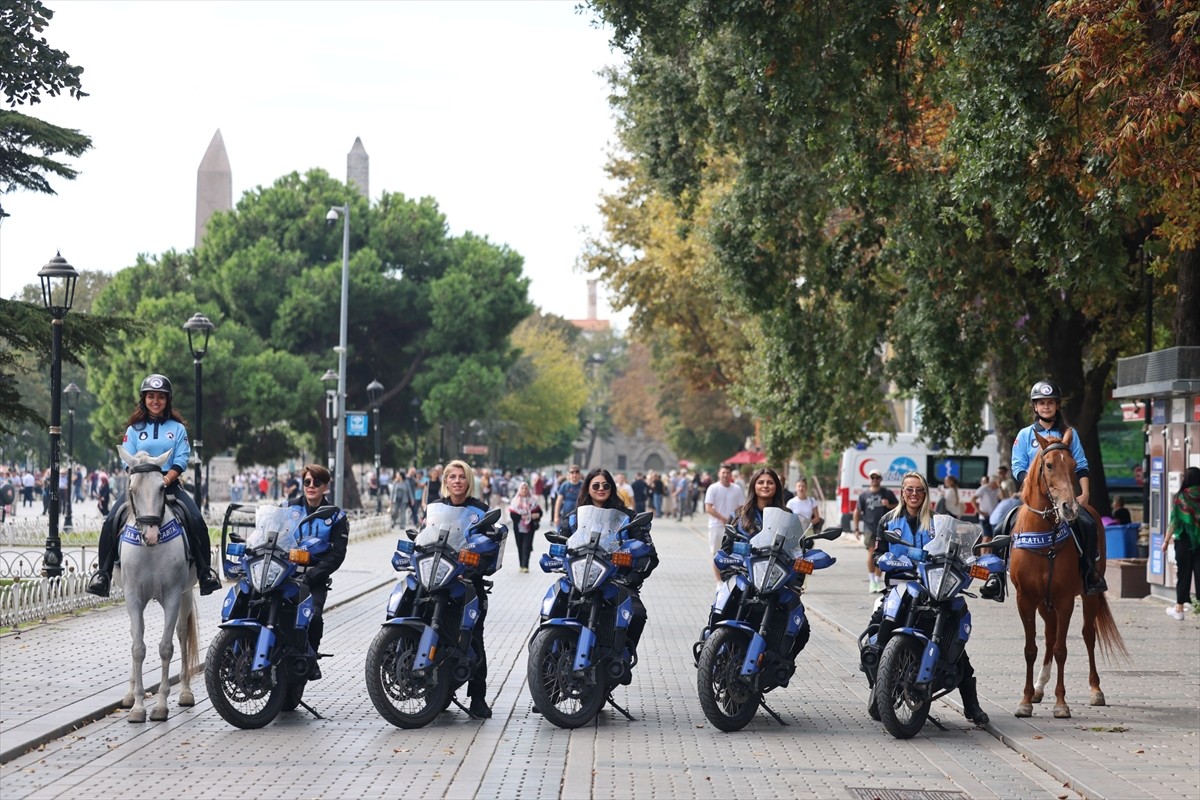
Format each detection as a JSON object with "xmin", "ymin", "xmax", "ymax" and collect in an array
[
  {"xmin": 545, "ymin": 530, "xmax": 568, "ymax": 544},
  {"xmin": 976, "ymin": 534, "xmax": 1011, "ymax": 551},
  {"xmin": 479, "ymin": 508, "xmax": 502, "ymax": 528},
  {"xmin": 405, "ymin": 528, "xmax": 418, "ymax": 541},
  {"xmin": 622, "ymin": 511, "xmax": 654, "ymax": 531}
]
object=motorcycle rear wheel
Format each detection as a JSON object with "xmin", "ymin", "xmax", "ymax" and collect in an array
[
  {"xmin": 365, "ymin": 626, "xmax": 449, "ymax": 729},
  {"xmin": 527, "ymin": 627, "xmax": 604, "ymax": 729},
  {"xmin": 876, "ymin": 636, "xmax": 930, "ymax": 739},
  {"xmin": 205, "ymin": 627, "xmax": 287, "ymax": 729},
  {"xmin": 697, "ymin": 627, "xmax": 759, "ymax": 732}
]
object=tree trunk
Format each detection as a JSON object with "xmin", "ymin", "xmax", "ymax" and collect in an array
[{"xmin": 1174, "ymin": 245, "xmax": 1200, "ymax": 347}]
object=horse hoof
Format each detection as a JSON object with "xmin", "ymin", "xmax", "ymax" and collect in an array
[
  {"xmin": 128, "ymin": 709, "xmax": 146, "ymax": 723},
  {"xmin": 1090, "ymin": 691, "xmax": 1105, "ymax": 707},
  {"xmin": 150, "ymin": 707, "xmax": 168, "ymax": 722},
  {"xmin": 121, "ymin": 694, "xmax": 135, "ymax": 709},
  {"xmin": 178, "ymin": 691, "xmax": 195, "ymax": 707},
  {"xmin": 1015, "ymin": 704, "xmax": 1033, "ymax": 717},
  {"xmin": 1053, "ymin": 705, "xmax": 1072, "ymax": 719},
  {"xmin": 1031, "ymin": 690, "xmax": 1044, "ymax": 704}
]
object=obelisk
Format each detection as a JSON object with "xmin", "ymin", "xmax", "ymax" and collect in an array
[
  {"xmin": 195, "ymin": 130, "xmax": 232, "ymax": 248},
  {"xmin": 347, "ymin": 137, "xmax": 369, "ymax": 199}
]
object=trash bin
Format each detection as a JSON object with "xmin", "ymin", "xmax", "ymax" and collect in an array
[{"xmin": 1105, "ymin": 523, "xmax": 1139, "ymax": 560}]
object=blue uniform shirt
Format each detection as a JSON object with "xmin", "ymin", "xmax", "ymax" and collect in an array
[
  {"xmin": 881, "ymin": 513, "xmax": 933, "ymax": 558},
  {"xmin": 123, "ymin": 417, "xmax": 191, "ymax": 475},
  {"xmin": 1011, "ymin": 422, "xmax": 1088, "ymax": 484}
]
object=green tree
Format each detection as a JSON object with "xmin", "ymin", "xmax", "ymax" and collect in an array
[{"xmin": 0, "ymin": 0, "xmax": 91, "ymax": 196}]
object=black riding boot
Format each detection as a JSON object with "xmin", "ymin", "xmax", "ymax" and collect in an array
[
  {"xmin": 959, "ymin": 676, "xmax": 989, "ymax": 725},
  {"xmin": 1077, "ymin": 515, "xmax": 1108, "ymax": 595},
  {"xmin": 86, "ymin": 515, "xmax": 119, "ymax": 597},
  {"xmin": 980, "ymin": 573, "xmax": 1006, "ymax": 601},
  {"xmin": 190, "ymin": 528, "xmax": 222, "ymax": 595}
]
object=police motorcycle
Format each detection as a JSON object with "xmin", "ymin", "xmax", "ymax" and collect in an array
[
  {"xmin": 858, "ymin": 515, "xmax": 1008, "ymax": 739},
  {"xmin": 527, "ymin": 505, "xmax": 654, "ymax": 729},
  {"xmin": 365, "ymin": 503, "xmax": 507, "ymax": 728},
  {"xmin": 694, "ymin": 507, "xmax": 840, "ymax": 732},
  {"xmin": 205, "ymin": 504, "xmax": 334, "ymax": 729}
]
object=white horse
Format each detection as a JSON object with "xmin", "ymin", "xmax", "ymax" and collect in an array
[{"xmin": 112, "ymin": 446, "xmax": 200, "ymax": 722}]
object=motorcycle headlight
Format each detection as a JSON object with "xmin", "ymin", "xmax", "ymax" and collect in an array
[
  {"xmin": 416, "ymin": 554, "xmax": 455, "ymax": 590},
  {"xmin": 569, "ymin": 557, "xmax": 609, "ymax": 592},
  {"xmin": 751, "ymin": 558, "xmax": 788, "ymax": 593},
  {"xmin": 248, "ymin": 556, "xmax": 287, "ymax": 592},
  {"xmin": 924, "ymin": 566, "xmax": 963, "ymax": 601}
]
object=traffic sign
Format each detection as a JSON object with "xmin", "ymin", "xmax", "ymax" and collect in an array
[
  {"xmin": 462, "ymin": 444, "xmax": 489, "ymax": 456},
  {"xmin": 345, "ymin": 412, "xmax": 369, "ymax": 437}
]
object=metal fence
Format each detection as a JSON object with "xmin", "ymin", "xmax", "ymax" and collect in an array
[{"xmin": 0, "ymin": 511, "xmax": 392, "ymax": 630}]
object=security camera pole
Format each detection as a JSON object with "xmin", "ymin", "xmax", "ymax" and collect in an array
[{"xmin": 326, "ymin": 204, "xmax": 350, "ymax": 507}]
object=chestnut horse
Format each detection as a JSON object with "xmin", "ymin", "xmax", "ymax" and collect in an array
[{"xmin": 1009, "ymin": 430, "xmax": 1127, "ymax": 719}]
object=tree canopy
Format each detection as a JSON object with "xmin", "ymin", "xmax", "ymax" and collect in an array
[{"xmin": 586, "ymin": 0, "xmax": 1193, "ymax": 510}]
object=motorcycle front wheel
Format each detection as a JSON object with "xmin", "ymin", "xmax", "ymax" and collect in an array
[
  {"xmin": 527, "ymin": 627, "xmax": 604, "ymax": 729},
  {"xmin": 282, "ymin": 680, "xmax": 307, "ymax": 712},
  {"xmin": 876, "ymin": 636, "xmax": 930, "ymax": 739},
  {"xmin": 365, "ymin": 626, "xmax": 449, "ymax": 729},
  {"xmin": 205, "ymin": 627, "xmax": 287, "ymax": 729},
  {"xmin": 696, "ymin": 627, "xmax": 759, "ymax": 732}
]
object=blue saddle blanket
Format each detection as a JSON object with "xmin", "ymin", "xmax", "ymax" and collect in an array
[
  {"xmin": 122, "ymin": 517, "xmax": 184, "ymax": 547},
  {"xmin": 1012, "ymin": 523, "xmax": 1072, "ymax": 550}
]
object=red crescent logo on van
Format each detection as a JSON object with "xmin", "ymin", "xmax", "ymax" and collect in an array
[{"xmin": 858, "ymin": 461, "xmax": 877, "ymax": 480}]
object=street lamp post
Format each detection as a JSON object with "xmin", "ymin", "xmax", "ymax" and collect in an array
[
  {"xmin": 325, "ymin": 203, "xmax": 351, "ymax": 507},
  {"xmin": 38, "ymin": 252, "xmax": 79, "ymax": 579},
  {"xmin": 63, "ymin": 382, "xmax": 80, "ymax": 531},
  {"xmin": 321, "ymin": 368, "xmax": 338, "ymax": 475},
  {"xmin": 410, "ymin": 396, "xmax": 421, "ymax": 467},
  {"xmin": 183, "ymin": 312, "xmax": 214, "ymax": 510},
  {"xmin": 367, "ymin": 380, "xmax": 384, "ymax": 514}
]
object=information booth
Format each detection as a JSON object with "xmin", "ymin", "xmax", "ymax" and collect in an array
[{"xmin": 1112, "ymin": 347, "xmax": 1200, "ymax": 602}]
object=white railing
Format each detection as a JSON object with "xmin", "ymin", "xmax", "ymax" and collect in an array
[{"xmin": 0, "ymin": 513, "xmax": 393, "ymax": 629}]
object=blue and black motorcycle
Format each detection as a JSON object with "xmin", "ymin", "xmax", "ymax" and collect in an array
[
  {"xmin": 527, "ymin": 505, "xmax": 654, "ymax": 729},
  {"xmin": 206, "ymin": 504, "xmax": 331, "ymax": 729},
  {"xmin": 365, "ymin": 503, "xmax": 506, "ymax": 728},
  {"xmin": 858, "ymin": 516, "xmax": 1008, "ymax": 739},
  {"xmin": 695, "ymin": 507, "xmax": 840, "ymax": 732}
]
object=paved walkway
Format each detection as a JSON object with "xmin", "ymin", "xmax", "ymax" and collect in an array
[{"xmin": 0, "ymin": 513, "xmax": 1196, "ymax": 799}]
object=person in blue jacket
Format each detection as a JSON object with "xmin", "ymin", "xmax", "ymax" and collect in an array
[
  {"xmin": 1007, "ymin": 380, "xmax": 1106, "ymax": 595},
  {"xmin": 287, "ymin": 463, "xmax": 348, "ymax": 679},
  {"xmin": 870, "ymin": 471, "xmax": 989, "ymax": 725},
  {"xmin": 87, "ymin": 374, "xmax": 222, "ymax": 597}
]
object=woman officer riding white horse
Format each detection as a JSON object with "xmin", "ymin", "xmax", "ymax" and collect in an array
[{"xmin": 87, "ymin": 373, "xmax": 222, "ymax": 597}]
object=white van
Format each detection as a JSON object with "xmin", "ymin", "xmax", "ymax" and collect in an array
[{"xmin": 837, "ymin": 433, "xmax": 1002, "ymax": 529}]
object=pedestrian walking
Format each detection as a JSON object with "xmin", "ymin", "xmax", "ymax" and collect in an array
[{"xmin": 1163, "ymin": 466, "xmax": 1200, "ymax": 621}]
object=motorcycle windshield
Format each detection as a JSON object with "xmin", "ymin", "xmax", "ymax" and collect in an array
[
  {"xmin": 749, "ymin": 507, "xmax": 810, "ymax": 557},
  {"xmin": 415, "ymin": 503, "xmax": 479, "ymax": 551},
  {"xmin": 567, "ymin": 506, "xmax": 628, "ymax": 553},
  {"xmin": 246, "ymin": 505, "xmax": 305, "ymax": 555},
  {"xmin": 923, "ymin": 514, "xmax": 984, "ymax": 566}
]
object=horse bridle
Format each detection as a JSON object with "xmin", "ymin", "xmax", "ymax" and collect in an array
[
  {"xmin": 128, "ymin": 462, "xmax": 167, "ymax": 527},
  {"xmin": 1031, "ymin": 441, "xmax": 1072, "ymax": 523}
]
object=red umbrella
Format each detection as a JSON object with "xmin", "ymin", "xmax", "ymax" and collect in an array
[{"xmin": 724, "ymin": 449, "xmax": 766, "ymax": 465}]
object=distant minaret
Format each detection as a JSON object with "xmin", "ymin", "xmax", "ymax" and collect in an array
[
  {"xmin": 587, "ymin": 279, "xmax": 598, "ymax": 320},
  {"xmin": 347, "ymin": 137, "xmax": 369, "ymax": 199},
  {"xmin": 195, "ymin": 130, "xmax": 232, "ymax": 248}
]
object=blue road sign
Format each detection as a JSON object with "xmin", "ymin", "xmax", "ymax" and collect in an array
[{"xmin": 345, "ymin": 412, "xmax": 369, "ymax": 437}]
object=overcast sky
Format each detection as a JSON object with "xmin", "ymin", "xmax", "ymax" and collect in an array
[{"xmin": 0, "ymin": 0, "xmax": 627, "ymax": 325}]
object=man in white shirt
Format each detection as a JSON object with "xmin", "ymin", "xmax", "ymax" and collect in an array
[{"xmin": 704, "ymin": 465, "xmax": 745, "ymax": 582}]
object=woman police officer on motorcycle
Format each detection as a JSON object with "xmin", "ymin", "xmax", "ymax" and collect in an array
[
  {"xmin": 868, "ymin": 471, "xmax": 990, "ymax": 725},
  {"xmin": 425, "ymin": 459, "xmax": 504, "ymax": 719},
  {"xmin": 87, "ymin": 374, "xmax": 222, "ymax": 597},
  {"xmin": 288, "ymin": 464, "xmax": 348, "ymax": 679}
]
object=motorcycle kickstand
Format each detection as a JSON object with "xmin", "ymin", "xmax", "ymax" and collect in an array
[
  {"xmin": 758, "ymin": 694, "xmax": 788, "ymax": 726},
  {"xmin": 604, "ymin": 694, "xmax": 636, "ymax": 721},
  {"xmin": 449, "ymin": 694, "xmax": 479, "ymax": 719},
  {"xmin": 926, "ymin": 713, "xmax": 947, "ymax": 731},
  {"xmin": 297, "ymin": 699, "xmax": 324, "ymax": 720}
]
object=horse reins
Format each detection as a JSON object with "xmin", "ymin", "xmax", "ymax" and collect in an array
[{"xmin": 1028, "ymin": 440, "xmax": 1072, "ymax": 611}]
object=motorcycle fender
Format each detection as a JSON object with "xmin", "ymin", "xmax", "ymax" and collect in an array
[
  {"xmin": 573, "ymin": 625, "xmax": 598, "ymax": 672},
  {"xmin": 740, "ymin": 632, "xmax": 768, "ymax": 677},
  {"xmin": 917, "ymin": 639, "xmax": 941, "ymax": 685}
]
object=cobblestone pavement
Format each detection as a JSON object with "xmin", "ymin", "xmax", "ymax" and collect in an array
[{"xmin": 1, "ymin": 514, "xmax": 1196, "ymax": 799}]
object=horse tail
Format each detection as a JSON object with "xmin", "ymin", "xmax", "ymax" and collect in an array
[
  {"xmin": 181, "ymin": 591, "xmax": 200, "ymax": 682},
  {"xmin": 1088, "ymin": 592, "xmax": 1130, "ymax": 662}
]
